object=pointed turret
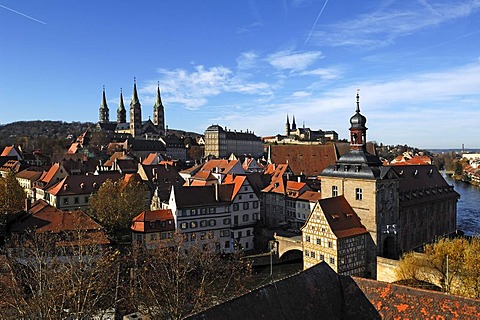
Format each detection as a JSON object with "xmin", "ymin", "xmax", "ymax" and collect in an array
[
  {"xmin": 292, "ymin": 114, "xmax": 297, "ymax": 131},
  {"xmin": 99, "ymin": 86, "xmax": 109, "ymax": 123},
  {"xmin": 153, "ymin": 82, "xmax": 165, "ymax": 135},
  {"xmin": 130, "ymin": 78, "xmax": 142, "ymax": 138},
  {"xmin": 285, "ymin": 114, "xmax": 290, "ymax": 136},
  {"xmin": 117, "ymin": 88, "xmax": 126, "ymax": 124}
]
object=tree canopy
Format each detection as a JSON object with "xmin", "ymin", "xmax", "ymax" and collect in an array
[
  {"xmin": 0, "ymin": 171, "xmax": 26, "ymax": 215},
  {"xmin": 88, "ymin": 177, "xmax": 148, "ymax": 236},
  {"xmin": 396, "ymin": 237, "xmax": 480, "ymax": 298}
]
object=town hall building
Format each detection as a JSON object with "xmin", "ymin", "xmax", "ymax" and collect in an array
[{"xmin": 302, "ymin": 92, "xmax": 459, "ymax": 278}]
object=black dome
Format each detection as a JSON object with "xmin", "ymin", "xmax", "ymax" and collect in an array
[{"xmin": 350, "ymin": 111, "xmax": 366, "ymax": 128}]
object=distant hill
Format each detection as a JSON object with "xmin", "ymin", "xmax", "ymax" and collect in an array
[{"xmin": 0, "ymin": 120, "xmax": 94, "ymax": 145}]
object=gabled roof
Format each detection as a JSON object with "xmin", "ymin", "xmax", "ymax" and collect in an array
[
  {"xmin": 199, "ymin": 159, "xmax": 244, "ymax": 175},
  {"xmin": 223, "ymin": 174, "xmax": 248, "ymax": 201},
  {"xmin": 303, "ymin": 196, "xmax": 368, "ymax": 239},
  {"xmin": 0, "ymin": 145, "xmax": 22, "ymax": 159},
  {"xmin": 262, "ymin": 164, "xmax": 291, "ymax": 194},
  {"xmin": 38, "ymin": 163, "xmax": 65, "ymax": 186},
  {"xmin": 142, "ymin": 153, "xmax": 163, "ymax": 165}
]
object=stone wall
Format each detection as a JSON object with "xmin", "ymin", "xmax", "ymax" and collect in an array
[{"xmin": 376, "ymin": 256, "xmax": 400, "ymax": 282}]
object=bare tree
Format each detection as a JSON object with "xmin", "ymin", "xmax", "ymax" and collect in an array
[
  {"xmin": 131, "ymin": 232, "xmax": 251, "ymax": 319},
  {"xmin": 0, "ymin": 231, "xmax": 119, "ymax": 319}
]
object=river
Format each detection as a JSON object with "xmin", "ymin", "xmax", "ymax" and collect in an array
[
  {"xmin": 444, "ymin": 174, "xmax": 480, "ymax": 235},
  {"xmin": 252, "ymin": 175, "xmax": 480, "ymax": 281}
]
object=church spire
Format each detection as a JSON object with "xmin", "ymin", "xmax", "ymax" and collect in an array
[
  {"xmin": 285, "ymin": 114, "xmax": 290, "ymax": 136},
  {"xmin": 130, "ymin": 77, "xmax": 142, "ymax": 138},
  {"xmin": 153, "ymin": 82, "xmax": 165, "ymax": 134},
  {"xmin": 99, "ymin": 86, "xmax": 109, "ymax": 123},
  {"xmin": 292, "ymin": 114, "xmax": 297, "ymax": 130},
  {"xmin": 117, "ymin": 88, "xmax": 126, "ymax": 124}
]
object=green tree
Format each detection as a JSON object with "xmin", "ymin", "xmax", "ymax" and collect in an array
[
  {"xmin": 0, "ymin": 171, "xmax": 26, "ymax": 215},
  {"xmin": 88, "ymin": 177, "xmax": 148, "ymax": 236}
]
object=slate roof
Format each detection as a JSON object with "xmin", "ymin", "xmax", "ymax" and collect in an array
[
  {"xmin": 187, "ymin": 262, "xmax": 381, "ymax": 320},
  {"xmin": 172, "ymin": 184, "xmax": 235, "ymax": 208},
  {"xmin": 188, "ymin": 261, "xmax": 480, "ymax": 320},
  {"xmin": 387, "ymin": 165, "xmax": 460, "ymax": 206},
  {"xmin": 47, "ymin": 172, "xmax": 122, "ymax": 196}
]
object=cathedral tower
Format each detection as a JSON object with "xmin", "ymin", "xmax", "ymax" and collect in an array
[
  {"xmin": 98, "ymin": 86, "xmax": 109, "ymax": 123},
  {"xmin": 153, "ymin": 83, "xmax": 165, "ymax": 135},
  {"xmin": 117, "ymin": 88, "xmax": 126, "ymax": 124},
  {"xmin": 130, "ymin": 78, "xmax": 142, "ymax": 138}
]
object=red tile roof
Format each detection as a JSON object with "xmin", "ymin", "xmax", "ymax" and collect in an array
[
  {"xmin": 297, "ymin": 190, "xmax": 322, "ymax": 202},
  {"xmin": 268, "ymin": 144, "xmax": 339, "ymax": 176},
  {"xmin": 317, "ymin": 196, "xmax": 368, "ymax": 239},
  {"xmin": 131, "ymin": 209, "xmax": 175, "ymax": 233},
  {"xmin": 199, "ymin": 159, "xmax": 243, "ymax": 175},
  {"xmin": 9, "ymin": 201, "xmax": 110, "ymax": 246}
]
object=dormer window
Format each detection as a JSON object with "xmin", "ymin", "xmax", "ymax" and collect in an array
[{"xmin": 63, "ymin": 184, "xmax": 68, "ymax": 190}]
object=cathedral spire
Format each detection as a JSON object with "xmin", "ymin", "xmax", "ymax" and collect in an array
[
  {"xmin": 153, "ymin": 82, "xmax": 165, "ymax": 134},
  {"xmin": 117, "ymin": 88, "xmax": 126, "ymax": 124},
  {"xmin": 131, "ymin": 77, "xmax": 140, "ymax": 107},
  {"xmin": 292, "ymin": 114, "xmax": 297, "ymax": 130},
  {"xmin": 130, "ymin": 77, "xmax": 142, "ymax": 138},
  {"xmin": 99, "ymin": 86, "xmax": 109, "ymax": 123}
]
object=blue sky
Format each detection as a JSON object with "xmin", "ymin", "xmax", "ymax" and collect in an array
[{"xmin": 1, "ymin": 1, "xmax": 480, "ymax": 149}]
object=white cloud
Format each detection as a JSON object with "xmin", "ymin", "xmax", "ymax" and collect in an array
[
  {"xmin": 148, "ymin": 64, "xmax": 272, "ymax": 110},
  {"xmin": 292, "ymin": 91, "xmax": 311, "ymax": 97},
  {"xmin": 312, "ymin": 1, "xmax": 480, "ymax": 48},
  {"xmin": 266, "ymin": 50, "xmax": 323, "ymax": 71},
  {"xmin": 299, "ymin": 67, "xmax": 340, "ymax": 80}
]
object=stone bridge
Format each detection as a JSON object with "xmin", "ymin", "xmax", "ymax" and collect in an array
[{"xmin": 274, "ymin": 233, "xmax": 303, "ymax": 259}]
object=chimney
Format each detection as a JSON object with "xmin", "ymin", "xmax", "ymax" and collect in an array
[
  {"xmin": 297, "ymin": 176, "xmax": 301, "ymax": 183},
  {"xmin": 25, "ymin": 197, "xmax": 32, "ymax": 212},
  {"xmin": 214, "ymin": 183, "xmax": 219, "ymax": 202}
]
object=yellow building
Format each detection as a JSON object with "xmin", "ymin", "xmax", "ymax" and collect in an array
[{"xmin": 302, "ymin": 196, "xmax": 368, "ymax": 276}]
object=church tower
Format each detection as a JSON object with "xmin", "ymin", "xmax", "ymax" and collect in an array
[
  {"xmin": 117, "ymin": 88, "xmax": 126, "ymax": 124},
  {"xmin": 153, "ymin": 83, "xmax": 165, "ymax": 135},
  {"xmin": 349, "ymin": 91, "xmax": 368, "ymax": 151},
  {"xmin": 98, "ymin": 86, "xmax": 109, "ymax": 123},
  {"xmin": 292, "ymin": 114, "xmax": 297, "ymax": 131},
  {"xmin": 285, "ymin": 114, "xmax": 290, "ymax": 136},
  {"xmin": 130, "ymin": 78, "xmax": 142, "ymax": 138}
]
